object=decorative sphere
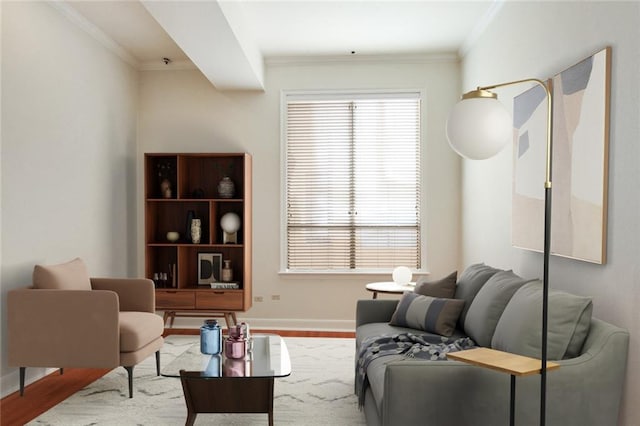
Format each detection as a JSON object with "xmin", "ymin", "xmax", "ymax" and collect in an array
[
  {"xmin": 220, "ymin": 212, "xmax": 241, "ymax": 233},
  {"xmin": 166, "ymin": 231, "xmax": 180, "ymax": 242},
  {"xmin": 392, "ymin": 266, "xmax": 412, "ymax": 286},
  {"xmin": 446, "ymin": 97, "xmax": 512, "ymax": 160}
]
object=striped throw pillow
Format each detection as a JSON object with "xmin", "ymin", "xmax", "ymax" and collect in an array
[{"xmin": 389, "ymin": 292, "xmax": 465, "ymax": 337}]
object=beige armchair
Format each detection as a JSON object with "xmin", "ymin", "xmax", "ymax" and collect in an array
[{"xmin": 7, "ymin": 258, "xmax": 164, "ymax": 398}]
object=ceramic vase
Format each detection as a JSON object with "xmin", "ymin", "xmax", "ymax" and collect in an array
[
  {"xmin": 191, "ymin": 219, "xmax": 202, "ymax": 244},
  {"xmin": 217, "ymin": 176, "xmax": 235, "ymax": 198},
  {"xmin": 185, "ymin": 210, "xmax": 196, "ymax": 243},
  {"xmin": 222, "ymin": 260, "xmax": 233, "ymax": 282},
  {"xmin": 160, "ymin": 178, "xmax": 172, "ymax": 198}
]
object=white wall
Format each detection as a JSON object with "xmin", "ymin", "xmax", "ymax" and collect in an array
[
  {"xmin": 0, "ymin": 2, "xmax": 138, "ymax": 396},
  {"xmin": 137, "ymin": 57, "xmax": 462, "ymax": 329},
  {"xmin": 460, "ymin": 2, "xmax": 640, "ymax": 424}
]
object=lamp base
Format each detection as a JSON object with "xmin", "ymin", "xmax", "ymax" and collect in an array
[{"xmin": 223, "ymin": 231, "xmax": 237, "ymax": 244}]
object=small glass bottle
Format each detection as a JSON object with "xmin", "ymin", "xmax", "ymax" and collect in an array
[
  {"xmin": 200, "ymin": 319, "xmax": 222, "ymax": 355},
  {"xmin": 153, "ymin": 273, "xmax": 159, "ymax": 288}
]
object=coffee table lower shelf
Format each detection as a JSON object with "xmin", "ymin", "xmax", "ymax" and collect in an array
[{"xmin": 180, "ymin": 373, "xmax": 274, "ymax": 426}]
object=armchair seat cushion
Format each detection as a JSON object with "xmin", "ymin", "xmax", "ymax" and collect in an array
[{"xmin": 119, "ymin": 312, "xmax": 164, "ymax": 352}]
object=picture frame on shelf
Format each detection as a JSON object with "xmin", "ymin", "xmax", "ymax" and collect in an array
[{"xmin": 198, "ymin": 253, "xmax": 223, "ymax": 284}]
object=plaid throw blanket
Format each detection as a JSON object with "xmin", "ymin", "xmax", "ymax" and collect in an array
[{"xmin": 355, "ymin": 333, "xmax": 476, "ymax": 408}]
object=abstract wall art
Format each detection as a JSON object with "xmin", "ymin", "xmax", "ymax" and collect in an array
[{"xmin": 512, "ymin": 47, "xmax": 611, "ymax": 264}]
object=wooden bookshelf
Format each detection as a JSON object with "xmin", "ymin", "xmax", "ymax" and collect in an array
[{"xmin": 144, "ymin": 153, "xmax": 252, "ymax": 324}]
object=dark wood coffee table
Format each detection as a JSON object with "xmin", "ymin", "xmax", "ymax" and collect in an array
[{"xmin": 162, "ymin": 334, "xmax": 291, "ymax": 426}]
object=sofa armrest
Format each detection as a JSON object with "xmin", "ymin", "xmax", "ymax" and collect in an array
[
  {"xmin": 356, "ymin": 299, "xmax": 399, "ymax": 328},
  {"xmin": 91, "ymin": 277, "xmax": 155, "ymax": 312},
  {"xmin": 7, "ymin": 288, "xmax": 120, "ymax": 368},
  {"xmin": 380, "ymin": 360, "xmax": 513, "ymax": 425}
]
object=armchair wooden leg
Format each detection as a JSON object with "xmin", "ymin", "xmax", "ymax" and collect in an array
[
  {"xmin": 156, "ymin": 350, "xmax": 161, "ymax": 376},
  {"xmin": 60, "ymin": 368, "xmax": 64, "ymax": 375},
  {"xmin": 19, "ymin": 367, "xmax": 25, "ymax": 396},
  {"xmin": 124, "ymin": 366, "xmax": 134, "ymax": 398}
]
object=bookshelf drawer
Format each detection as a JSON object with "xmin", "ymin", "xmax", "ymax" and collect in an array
[
  {"xmin": 196, "ymin": 291, "xmax": 243, "ymax": 310},
  {"xmin": 156, "ymin": 290, "xmax": 195, "ymax": 309}
]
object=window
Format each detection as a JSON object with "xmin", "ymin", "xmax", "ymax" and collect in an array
[{"xmin": 283, "ymin": 91, "xmax": 421, "ymax": 272}]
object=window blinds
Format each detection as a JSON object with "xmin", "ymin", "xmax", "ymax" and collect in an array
[{"xmin": 285, "ymin": 94, "xmax": 421, "ymax": 271}]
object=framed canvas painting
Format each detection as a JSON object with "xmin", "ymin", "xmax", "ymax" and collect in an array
[{"xmin": 512, "ymin": 47, "xmax": 611, "ymax": 264}]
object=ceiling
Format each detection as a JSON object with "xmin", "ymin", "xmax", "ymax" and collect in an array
[{"xmin": 62, "ymin": 0, "xmax": 502, "ymax": 90}]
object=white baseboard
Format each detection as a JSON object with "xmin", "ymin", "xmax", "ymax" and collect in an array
[
  {"xmin": 0, "ymin": 366, "xmax": 57, "ymax": 399},
  {"xmin": 236, "ymin": 317, "xmax": 355, "ymax": 331}
]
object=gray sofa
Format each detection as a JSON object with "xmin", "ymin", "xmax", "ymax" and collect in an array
[{"xmin": 355, "ymin": 264, "xmax": 629, "ymax": 426}]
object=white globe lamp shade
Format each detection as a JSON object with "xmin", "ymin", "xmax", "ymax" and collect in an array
[
  {"xmin": 392, "ymin": 266, "xmax": 412, "ymax": 286},
  {"xmin": 220, "ymin": 212, "xmax": 241, "ymax": 233},
  {"xmin": 446, "ymin": 96, "xmax": 512, "ymax": 160}
]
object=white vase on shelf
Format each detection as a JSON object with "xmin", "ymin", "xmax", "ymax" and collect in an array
[{"xmin": 191, "ymin": 219, "xmax": 202, "ymax": 244}]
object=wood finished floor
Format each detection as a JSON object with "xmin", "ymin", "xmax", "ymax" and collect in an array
[{"xmin": 0, "ymin": 329, "xmax": 354, "ymax": 426}]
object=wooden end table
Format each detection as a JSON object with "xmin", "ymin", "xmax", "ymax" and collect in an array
[
  {"xmin": 447, "ymin": 347, "xmax": 559, "ymax": 426},
  {"xmin": 365, "ymin": 281, "xmax": 415, "ymax": 299}
]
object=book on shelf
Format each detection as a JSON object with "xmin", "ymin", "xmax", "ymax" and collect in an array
[{"xmin": 197, "ymin": 282, "xmax": 240, "ymax": 289}]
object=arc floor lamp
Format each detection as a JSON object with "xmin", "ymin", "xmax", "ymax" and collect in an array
[{"xmin": 446, "ymin": 78, "xmax": 553, "ymax": 426}]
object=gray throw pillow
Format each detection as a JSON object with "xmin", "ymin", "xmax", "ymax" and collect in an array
[
  {"xmin": 491, "ymin": 281, "xmax": 593, "ymax": 360},
  {"xmin": 414, "ymin": 271, "xmax": 457, "ymax": 299},
  {"xmin": 463, "ymin": 270, "xmax": 532, "ymax": 347},
  {"xmin": 389, "ymin": 292, "xmax": 465, "ymax": 337},
  {"xmin": 454, "ymin": 263, "xmax": 501, "ymax": 327}
]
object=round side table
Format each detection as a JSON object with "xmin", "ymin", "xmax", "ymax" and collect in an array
[{"xmin": 365, "ymin": 281, "xmax": 415, "ymax": 299}]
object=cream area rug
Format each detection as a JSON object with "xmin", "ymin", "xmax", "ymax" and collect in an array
[{"xmin": 28, "ymin": 336, "xmax": 366, "ymax": 426}]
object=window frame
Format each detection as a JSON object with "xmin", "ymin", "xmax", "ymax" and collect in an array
[{"xmin": 279, "ymin": 89, "xmax": 426, "ymax": 275}]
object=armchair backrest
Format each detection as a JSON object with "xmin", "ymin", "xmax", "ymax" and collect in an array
[{"xmin": 32, "ymin": 257, "xmax": 91, "ymax": 290}]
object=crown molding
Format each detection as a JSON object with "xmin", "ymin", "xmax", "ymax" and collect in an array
[
  {"xmin": 266, "ymin": 52, "xmax": 459, "ymax": 67},
  {"xmin": 459, "ymin": 0, "xmax": 505, "ymax": 58},
  {"xmin": 48, "ymin": 0, "xmax": 140, "ymax": 69}
]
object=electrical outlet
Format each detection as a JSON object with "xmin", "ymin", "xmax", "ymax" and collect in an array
[
  {"xmin": 254, "ymin": 296, "xmax": 263, "ymax": 302},
  {"xmin": 271, "ymin": 295, "xmax": 280, "ymax": 301}
]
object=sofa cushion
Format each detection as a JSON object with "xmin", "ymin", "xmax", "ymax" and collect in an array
[
  {"xmin": 464, "ymin": 270, "xmax": 532, "ymax": 347},
  {"xmin": 414, "ymin": 271, "xmax": 457, "ymax": 298},
  {"xmin": 33, "ymin": 257, "xmax": 91, "ymax": 291},
  {"xmin": 491, "ymin": 281, "xmax": 593, "ymax": 360},
  {"xmin": 119, "ymin": 312, "xmax": 165, "ymax": 352},
  {"xmin": 454, "ymin": 263, "xmax": 501, "ymax": 327},
  {"xmin": 389, "ymin": 292, "xmax": 464, "ymax": 337}
]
